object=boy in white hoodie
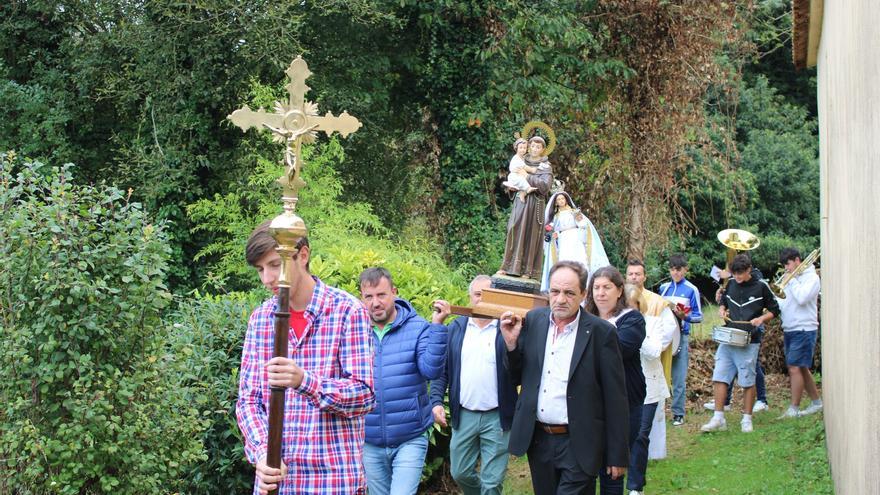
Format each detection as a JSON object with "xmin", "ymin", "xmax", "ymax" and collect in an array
[{"xmin": 776, "ymin": 247, "xmax": 823, "ymax": 418}]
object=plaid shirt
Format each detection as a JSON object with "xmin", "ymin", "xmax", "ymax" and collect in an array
[{"xmin": 236, "ymin": 278, "xmax": 375, "ymax": 495}]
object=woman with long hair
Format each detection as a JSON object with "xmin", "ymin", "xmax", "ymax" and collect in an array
[
  {"xmin": 626, "ymin": 284, "xmax": 677, "ymax": 494},
  {"xmin": 585, "ymin": 266, "xmax": 646, "ymax": 495}
]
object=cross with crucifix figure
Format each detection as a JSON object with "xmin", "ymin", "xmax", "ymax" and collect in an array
[
  {"xmin": 226, "ymin": 57, "xmax": 361, "ymax": 495},
  {"xmin": 228, "ymin": 57, "xmax": 362, "ymax": 203}
]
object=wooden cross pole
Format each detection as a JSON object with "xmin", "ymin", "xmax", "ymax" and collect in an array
[{"xmin": 227, "ymin": 57, "xmax": 361, "ymax": 494}]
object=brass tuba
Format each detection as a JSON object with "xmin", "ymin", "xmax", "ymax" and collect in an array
[
  {"xmin": 770, "ymin": 248, "xmax": 820, "ymax": 299},
  {"xmin": 717, "ymin": 229, "xmax": 761, "ymax": 289}
]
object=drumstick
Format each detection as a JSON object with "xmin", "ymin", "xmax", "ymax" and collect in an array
[{"xmin": 723, "ymin": 317, "xmax": 754, "ymax": 325}]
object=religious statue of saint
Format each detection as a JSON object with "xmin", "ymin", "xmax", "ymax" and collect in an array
[
  {"xmin": 539, "ymin": 191, "xmax": 610, "ymax": 291},
  {"xmin": 498, "ymin": 135, "xmax": 554, "ymax": 279}
]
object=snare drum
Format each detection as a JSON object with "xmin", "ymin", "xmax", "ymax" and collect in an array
[{"xmin": 712, "ymin": 326, "xmax": 751, "ymax": 347}]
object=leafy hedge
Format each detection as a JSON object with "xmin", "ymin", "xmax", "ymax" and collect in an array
[
  {"xmin": 0, "ymin": 155, "xmax": 205, "ymax": 493},
  {"xmin": 165, "ymin": 292, "xmax": 262, "ymax": 494}
]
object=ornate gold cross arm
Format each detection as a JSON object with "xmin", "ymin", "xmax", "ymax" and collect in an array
[
  {"xmin": 312, "ymin": 111, "xmax": 362, "ymax": 138},
  {"xmin": 227, "ymin": 105, "xmax": 285, "ymax": 133}
]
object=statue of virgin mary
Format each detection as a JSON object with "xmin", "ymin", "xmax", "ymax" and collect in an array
[{"xmin": 540, "ymin": 191, "xmax": 610, "ymax": 291}]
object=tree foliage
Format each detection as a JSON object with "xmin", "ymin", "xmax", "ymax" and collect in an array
[
  {"xmin": 2, "ymin": 0, "xmax": 819, "ymax": 285},
  {"xmin": 164, "ymin": 292, "xmax": 264, "ymax": 494},
  {"xmin": 670, "ymin": 1, "xmax": 819, "ymax": 279}
]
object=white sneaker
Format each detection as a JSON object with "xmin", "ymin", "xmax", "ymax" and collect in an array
[
  {"xmin": 701, "ymin": 416, "xmax": 727, "ymax": 432},
  {"xmin": 801, "ymin": 401, "xmax": 823, "ymax": 416},
  {"xmin": 752, "ymin": 400, "xmax": 769, "ymax": 413},
  {"xmin": 741, "ymin": 419, "xmax": 753, "ymax": 433},
  {"xmin": 629, "ymin": 491, "xmax": 644, "ymax": 495},
  {"xmin": 778, "ymin": 407, "xmax": 800, "ymax": 420},
  {"xmin": 703, "ymin": 401, "xmax": 731, "ymax": 411}
]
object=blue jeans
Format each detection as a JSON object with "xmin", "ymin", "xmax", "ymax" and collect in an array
[
  {"xmin": 598, "ymin": 403, "xmax": 642, "ymax": 495},
  {"xmin": 671, "ymin": 333, "xmax": 689, "ymax": 417},
  {"xmin": 450, "ymin": 409, "xmax": 510, "ymax": 495},
  {"xmin": 362, "ymin": 434, "xmax": 429, "ymax": 495},
  {"xmin": 627, "ymin": 402, "xmax": 658, "ymax": 491}
]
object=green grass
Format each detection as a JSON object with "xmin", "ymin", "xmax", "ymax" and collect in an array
[
  {"xmin": 689, "ymin": 303, "xmax": 725, "ymax": 341},
  {"xmin": 502, "ymin": 410, "xmax": 832, "ymax": 494}
]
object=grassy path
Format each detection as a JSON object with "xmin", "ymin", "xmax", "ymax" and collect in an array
[{"xmin": 502, "ymin": 408, "xmax": 831, "ymax": 494}]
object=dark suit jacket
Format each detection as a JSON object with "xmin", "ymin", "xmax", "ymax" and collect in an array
[
  {"xmin": 430, "ymin": 317, "xmax": 519, "ymax": 430},
  {"xmin": 505, "ymin": 307, "xmax": 630, "ymax": 476}
]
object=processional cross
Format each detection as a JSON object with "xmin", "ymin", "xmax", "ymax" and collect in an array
[
  {"xmin": 229, "ymin": 57, "xmax": 362, "ymax": 203},
  {"xmin": 227, "ymin": 57, "xmax": 361, "ymax": 495}
]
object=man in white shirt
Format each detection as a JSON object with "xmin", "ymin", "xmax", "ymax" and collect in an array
[
  {"xmin": 430, "ymin": 276, "xmax": 519, "ymax": 495},
  {"xmin": 500, "ymin": 261, "xmax": 629, "ymax": 494},
  {"xmin": 776, "ymin": 248, "xmax": 823, "ymax": 418}
]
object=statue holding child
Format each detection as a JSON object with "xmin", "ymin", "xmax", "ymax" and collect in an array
[{"xmin": 498, "ymin": 131, "xmax": 554, "ymax": 280}]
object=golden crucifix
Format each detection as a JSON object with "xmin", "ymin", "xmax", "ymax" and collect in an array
[
  {"xmin": 228, "ymin": 57, "xmax": 362, "ymax": 205},
  {"xmin": 226, "ymin": 57, "xmax": 361, "ymax": 495}
]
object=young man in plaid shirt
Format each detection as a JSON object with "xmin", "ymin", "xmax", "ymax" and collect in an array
[{"xmin": 236, "ymin": 221, "xmax": 375, "ymax": 495}]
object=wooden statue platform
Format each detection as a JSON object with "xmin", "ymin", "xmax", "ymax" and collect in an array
[{"xmin": 451, "ymin": 275, "xmax": 548, "ymax": 319}]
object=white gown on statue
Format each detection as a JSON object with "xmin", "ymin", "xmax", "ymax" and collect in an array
[{"xmin": 540, "ymin": 207, "xmax": 610, "ymax": 291}]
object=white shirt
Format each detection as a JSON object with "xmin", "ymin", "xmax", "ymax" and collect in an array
[
  {"xmin": 536, "ymin": 311, "xmax": 580, "ymax": 425},
  {"xmin": 778, "ymin": 265, "xmax": 820, "ymax": 332},
  {"xmin": 459, "ymin": 319, "xmax": 500, "ymax": 411}
]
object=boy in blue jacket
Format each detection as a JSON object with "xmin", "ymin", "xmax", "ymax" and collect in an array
[
  {"xmin": 659, "ymin": 254, "xmax": 703, "ymax": 426},
  {"xmin": 359, "ymin": 267, "xmax": 448, "ymax": 495}
]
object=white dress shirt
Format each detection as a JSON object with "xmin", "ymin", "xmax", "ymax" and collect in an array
[
  {"xmin": 536, "ymin": 311, "xmax": 580, "ymax": 425},
  {"xmin": 459, "ymin": 319, "xmax": 500, "ymax": 411}
]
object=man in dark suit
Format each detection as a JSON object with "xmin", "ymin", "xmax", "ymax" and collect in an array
[
  {"xmin": 430, "ymin": 275, "xmax": 519, "ymax": 495},
  {"xmin": 500, "ymin": 260, "xmax": 630, "ymax": 494}
]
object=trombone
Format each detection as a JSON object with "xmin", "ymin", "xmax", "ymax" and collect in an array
[{"xmin": 770, "ymin": 248, "xmax": 820, "ymax": 299}]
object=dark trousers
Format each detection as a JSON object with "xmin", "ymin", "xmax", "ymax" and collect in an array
[
  {"xmin": 527, "ymin": 426, "xmax": 597, "ymax": 495},
  {"xmin": 597, "ymin": 403, "xmax": 642, "ymax": 495},
  {"xmin": 626, "ymin": 402, "xmax": 658, "ymax": 491}
]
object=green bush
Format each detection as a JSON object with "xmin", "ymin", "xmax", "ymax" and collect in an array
[
  {"xmin": 0, "ymin": 155, "xmax": 205, "ymax": 494},
  {"xmin": 166, "ymin": 292, "xmax": 264, "ymax": 494}
]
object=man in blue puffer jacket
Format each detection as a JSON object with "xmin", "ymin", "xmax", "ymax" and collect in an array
[{"xmin": 359, "ymin": 267, "xmax": 448, "ymax": 495}]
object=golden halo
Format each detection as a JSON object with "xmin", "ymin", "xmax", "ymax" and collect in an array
[{"xmin": 520, "ymin": 121, "xmax": 556, "ymax": 156}]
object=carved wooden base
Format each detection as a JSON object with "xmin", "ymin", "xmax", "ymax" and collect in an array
[{"xmin": 450, "ymin": 276, "xmax": 548, "ymax": 319}]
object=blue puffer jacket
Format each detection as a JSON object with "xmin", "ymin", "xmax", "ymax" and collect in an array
[{"xmin": 365, "ymin": 298, "xmax": 448, "ymax": 447}]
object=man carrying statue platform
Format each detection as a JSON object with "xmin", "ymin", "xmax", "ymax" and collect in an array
[
  {"xmin": 430, "ymin": 275, "xmax": 520, "ymax": 495},
  {"xmin": 500, "ymin": 261, "xmax": 630, "ymax": 494}
]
